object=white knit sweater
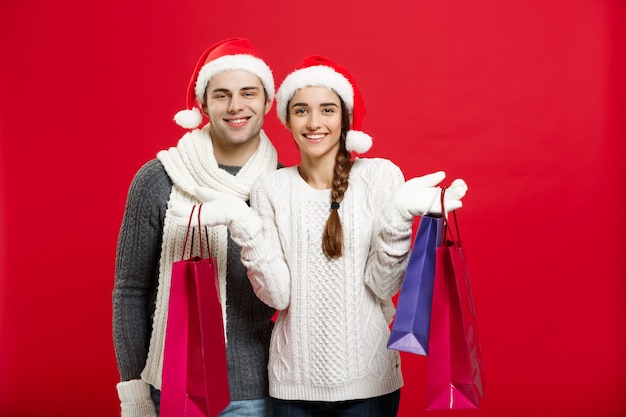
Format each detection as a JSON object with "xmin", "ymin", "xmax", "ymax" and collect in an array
[{"xmin": 231, "ymin": 158, "xmax": 414, "ymax": 402}]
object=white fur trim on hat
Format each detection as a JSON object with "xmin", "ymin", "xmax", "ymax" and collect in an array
[
  {"xmin": 195, "ymin": 54, "xmax": 275, "ymax": 105},
  {"xmin": 276, "ymin": 65, "xmax": 354, "ymax": 126},
  {"xmin": 346, "ymin": 130, "xmax": 373, "ymax": 153}
]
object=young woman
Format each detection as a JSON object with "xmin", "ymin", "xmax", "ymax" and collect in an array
[{"xmin": 175, "ymin": 55, "xmax": 468, "ymax": 417}]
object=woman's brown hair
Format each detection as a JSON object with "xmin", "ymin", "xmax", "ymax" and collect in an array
[
  {"xmin": 322, "ymin": 100, "xmax": 352, "ymax": 259},
  {"xmin": 286, "ymin": 94, "xmax": 353, "ymax": 259}
]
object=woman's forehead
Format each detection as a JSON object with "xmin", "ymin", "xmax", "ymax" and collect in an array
[{"xmin": 291, "ymin": 86, "xmax": 341, "ymax": 103}]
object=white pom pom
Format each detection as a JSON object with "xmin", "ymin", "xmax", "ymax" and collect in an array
[
  {"xmin": 173, "ymin": 108, "xmax": 202, "ymax": 129},
  {"xmin": 346, "ymin": 130, "xmax": 373, "ymax": 154}
]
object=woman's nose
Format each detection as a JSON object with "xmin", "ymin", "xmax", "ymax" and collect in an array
[{"xmin": 306, "ymin": 111, "xmax": 321, "ymax": 130}]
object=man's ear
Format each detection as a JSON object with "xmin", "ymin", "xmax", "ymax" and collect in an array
[
  {"xmin": 263, "ymin": 97, "xmax": 272, "ymax": 116},
  {"xmin": 200, "ymin": 103, "xmax": 210, "ymax": 119}
]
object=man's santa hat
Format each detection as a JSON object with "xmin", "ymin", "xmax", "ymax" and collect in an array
[
  {"xmin": 174, "ymin": 37, "xmax": 275, "ymax": 129},
  {"xmin": 275, "ymin": 55, "xmax": 373, "ymax": 154}
]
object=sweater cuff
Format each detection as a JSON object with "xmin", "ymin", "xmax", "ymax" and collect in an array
[
  {"xmin": 230, "ymin": 212, "xmax": 270, "ymax": 262},
  {"xmin": 117, "ymin": 380, "xmax": 157, "ymax": 417},
  {"xmin": 230, "ymin": 210, "xmax": 262, "ymax": 245},
  {"xmin": 382, "ymin": 199, "xmax": 414, "ymax": 233}
]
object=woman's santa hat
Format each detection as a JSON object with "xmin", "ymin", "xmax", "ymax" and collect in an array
[
  {"xmin": 174, "ymin": 37, "xmax": 275, "ymax": 129},
  {"xmin": 275, "ymin": 55, "xmax": 373, "ymax": 154}
]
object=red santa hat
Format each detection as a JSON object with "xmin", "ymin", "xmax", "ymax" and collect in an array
[
  {"xmin": 174, "ymin": 37, "xmax": 275, "ymax": 129},
  {"xmin": 275, "ymin": 55, "xmax": 372, "ymax": 154}
]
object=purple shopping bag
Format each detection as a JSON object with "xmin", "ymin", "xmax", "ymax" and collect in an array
[{"xmin": 387, "ymin": 214, "xmax": 443, "ymax": 355}]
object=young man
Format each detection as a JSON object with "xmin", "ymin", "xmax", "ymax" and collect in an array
[{"xmin": 113, "ymin": 38, "xmax": 278, "ymax": 417}]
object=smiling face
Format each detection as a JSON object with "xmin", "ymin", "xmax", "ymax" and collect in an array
[
  {"xmin": 202, "ymin": 70, "xmax": 272, "ymax": 161},
  {"xmin": 286, "ymin": 86, "xmax": 345, "ymax": 165}
]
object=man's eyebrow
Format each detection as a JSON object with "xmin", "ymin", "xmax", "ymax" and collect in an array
[
  {"xmin": 210, "ymin": 88, "xmax": 232, "ymax": 94},
  {"xmin": 210, "ymin": 86, "xmax": 261, "ymax": 93}
]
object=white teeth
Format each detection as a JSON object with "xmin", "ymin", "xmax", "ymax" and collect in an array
[
  {"xmin": 230, "ymin": 118, "xmax": 247, "ymax": 123},
  {"xmin": 306, "ymin": 134, "xmax": 325, "ymax": 139}
]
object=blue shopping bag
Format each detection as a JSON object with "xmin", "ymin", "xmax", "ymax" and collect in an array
[{"xmin": 387, "ymin": 215, "xmax": 442, "ymax": 355}]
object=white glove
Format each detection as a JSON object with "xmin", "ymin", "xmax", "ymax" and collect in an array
[
  {"xmin": 168, "ymin": 188, "xmax": 252, "ymax": 228},
  {"xmin": 168, "ymin": 200, "xmax": 198, "ymax": 227},
  {"xmin": 195, "ymin": 187, "xmax": 252, "ymax": 227},
  {"xmin": 394, "ymin": 171, "xmax": 468, "ymax": 218},
  {"xmin": 439, "ymin": 178, "xmax": 469, "ymax": 214},
  {"xmin": 116, "ymin": 380, "xmax": 157, "ymax": 417}
]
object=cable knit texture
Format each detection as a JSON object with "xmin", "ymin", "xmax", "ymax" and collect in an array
[
  {"xmin": 113, "ymin": 124, "xmax": 277, "ymax": 404},
  {"xmin": 116, "ymin": 380, "xmax": 157, "ymax": 417},
  {"xmin": 231, "ymin": 158, "xmax": 413, "ymax": 402}
]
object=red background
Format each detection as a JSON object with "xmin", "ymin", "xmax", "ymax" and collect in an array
[{"xmin": 1, "ymin": 1, "xmax": 625, "ymax": 416}]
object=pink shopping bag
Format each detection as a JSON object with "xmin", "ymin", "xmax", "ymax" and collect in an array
[
  {"xmin": 424, "ymin": 190, "xmax": 485, "ymax": 410},
  {"xmin": 161, "ymin": 204, "xmax": 230, "ymax": 417}
]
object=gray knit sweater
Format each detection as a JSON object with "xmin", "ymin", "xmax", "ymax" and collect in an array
[{"xmin": 112, "ymin": 159, "xmax": 275, "ymax": 400}]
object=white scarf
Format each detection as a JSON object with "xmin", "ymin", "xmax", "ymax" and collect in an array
[{"xmin": 141, "ymin": 125, "xmax": 278, "ymax": 389}]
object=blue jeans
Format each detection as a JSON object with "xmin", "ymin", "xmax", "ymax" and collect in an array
[
  {"xmin": 219, "ymin": 398, "xmax": 274, "ymax": 417},
  {"xmin": 150, "ymin": 388, "xmax": 273, "ymax": 417},
  {"xmin": 271, "ymin": 390, "xmax": 400, "ymax": 417}
]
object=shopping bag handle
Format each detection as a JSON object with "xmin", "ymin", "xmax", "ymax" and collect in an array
[
  {"xmin": 197, "ymin": 204, "xmax": 205, "ymax": 259},
  {"xmin": 180, "ymin": 204, "xmax": 209, "ymax": 260},
  {"xmin": 440, "ymin": 187, "xmax": 462, "ymax": 247}
]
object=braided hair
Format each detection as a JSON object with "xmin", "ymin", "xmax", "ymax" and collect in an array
[{"xmin": 322, "ymin": 101, "xmax": 352, "ymax": 259}]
